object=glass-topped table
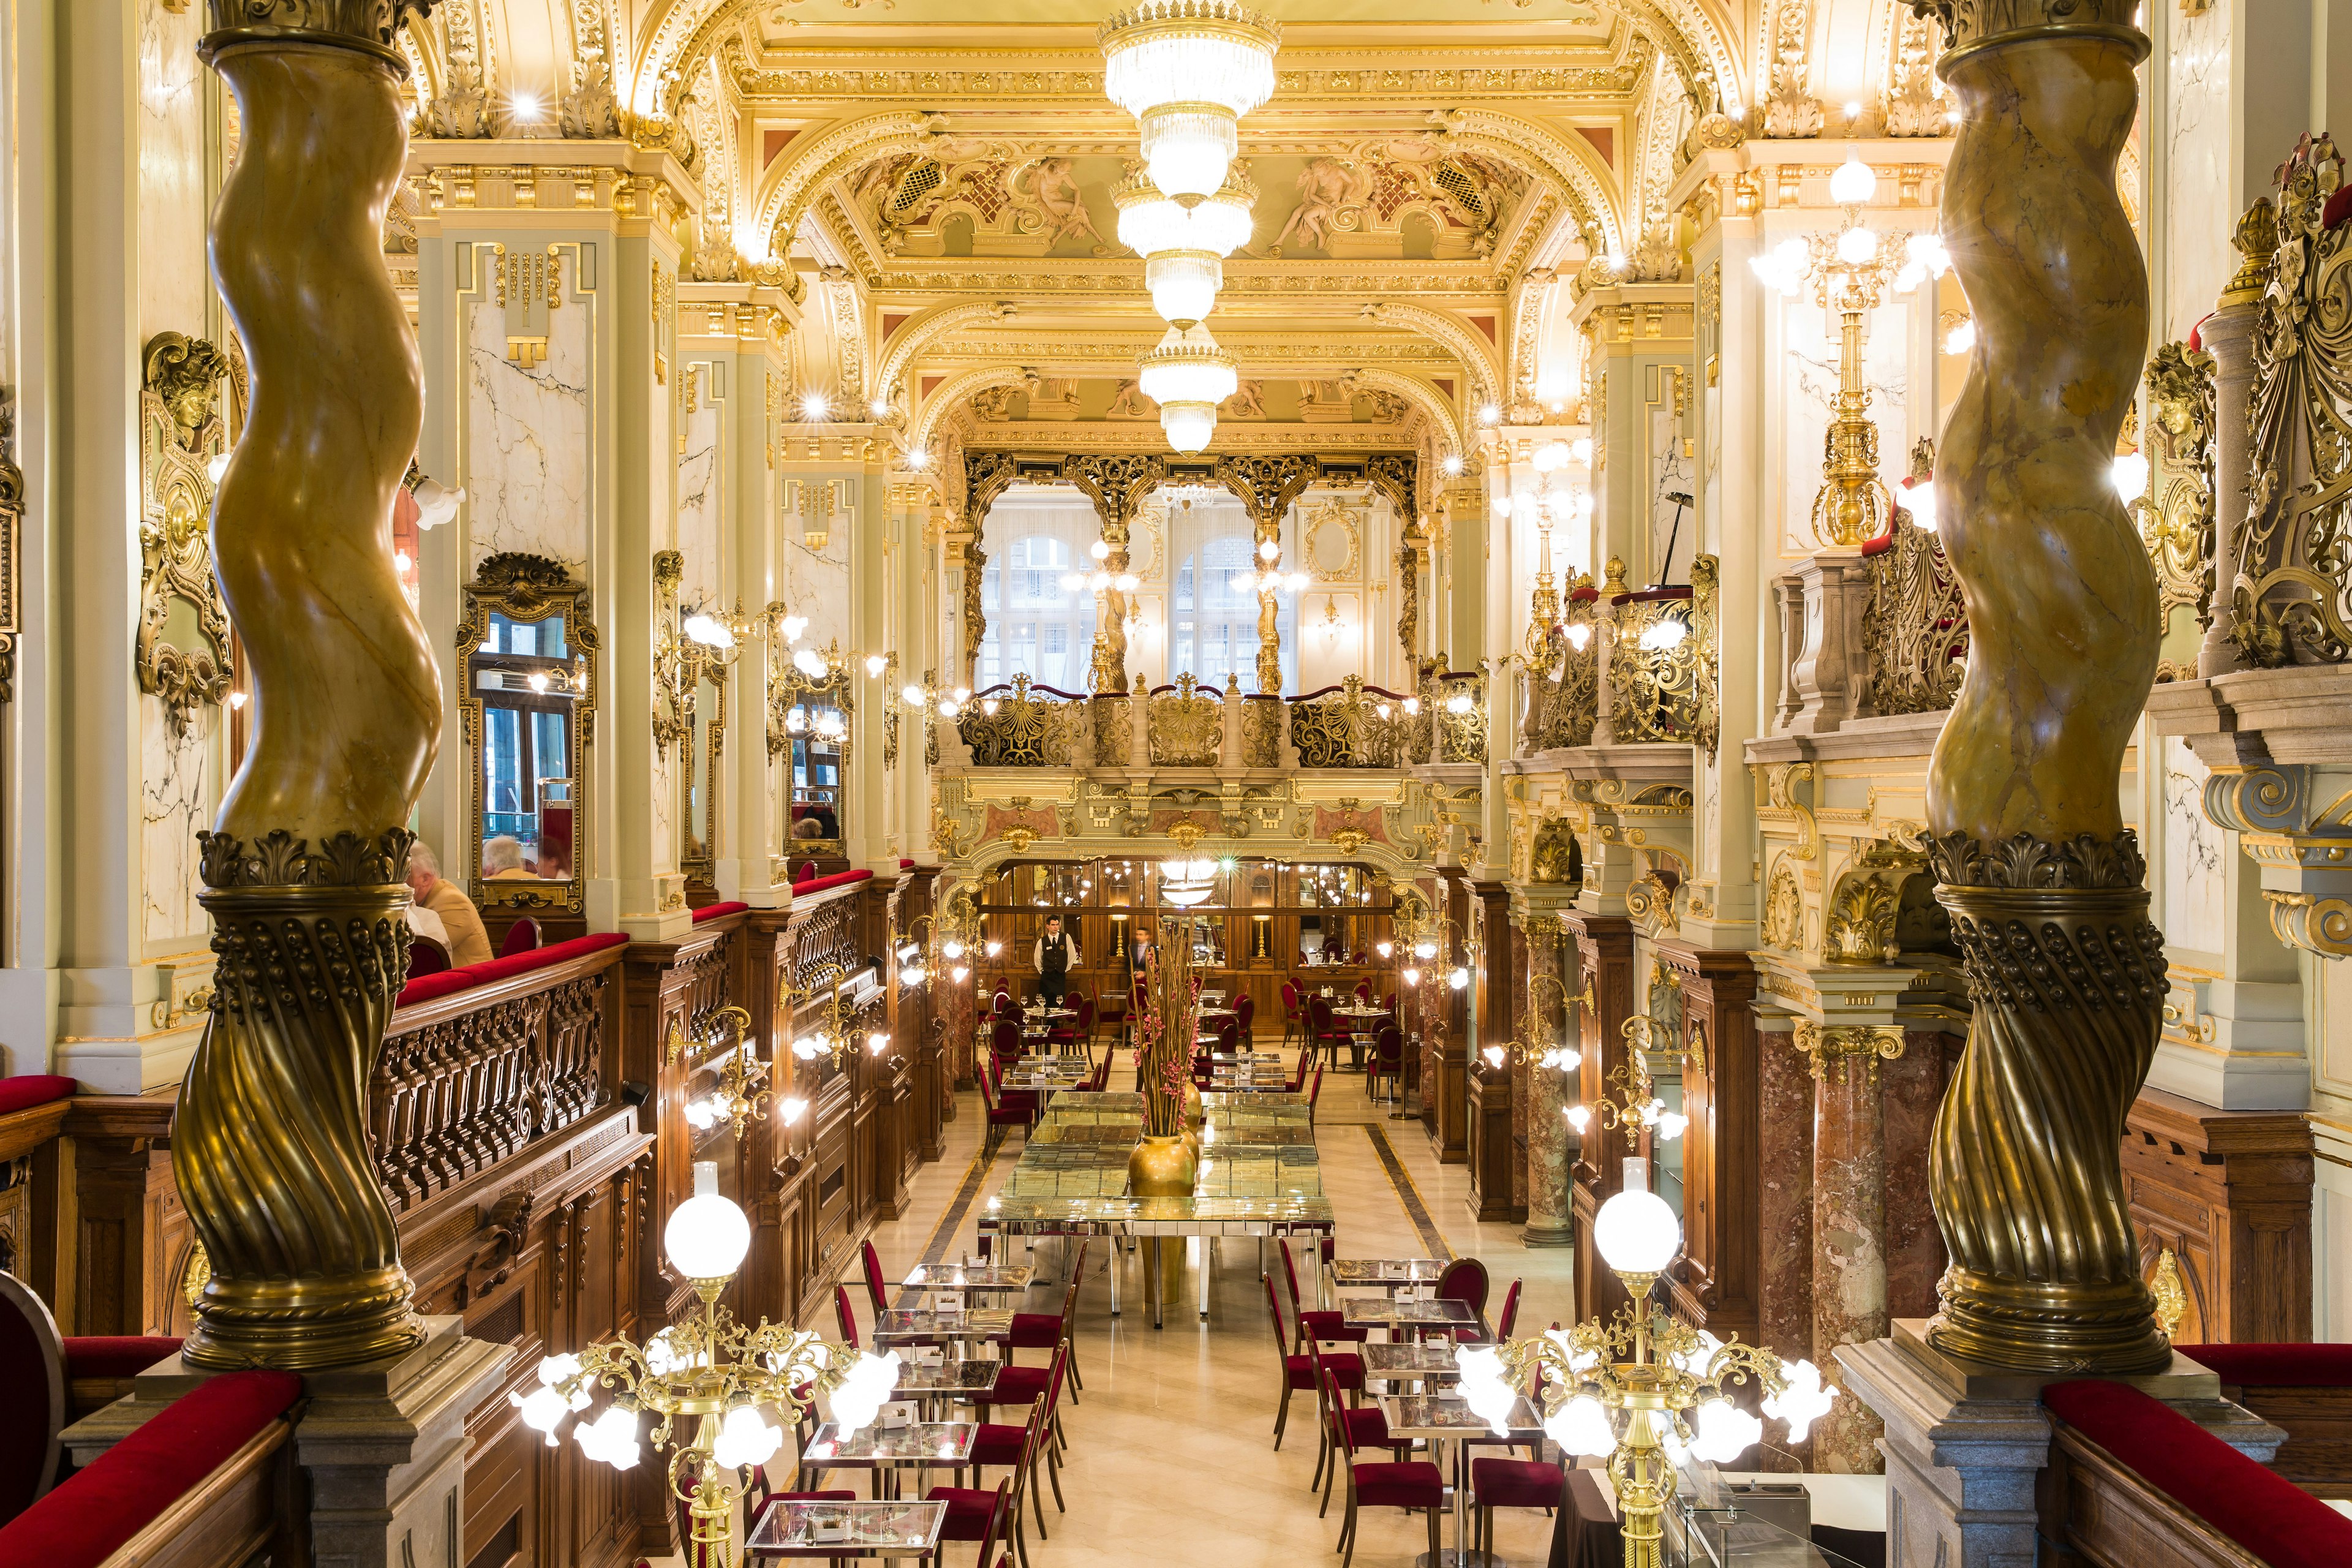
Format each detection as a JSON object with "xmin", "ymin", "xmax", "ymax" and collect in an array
[
  {"xmin": 976, "ymin": 1090, "xmax": 1333, "ymax": 1329},
  {"xmin": 746, "ymin": 1499, "xmax": 948, "ymax": 1559},
  {"xmin": 1358, "ymin": 1340, "xmax": 1488, "ymax": 1388},
  {"xmin": 802, "ymin": 1422, "xmax": 976, "ymax": 1500}
]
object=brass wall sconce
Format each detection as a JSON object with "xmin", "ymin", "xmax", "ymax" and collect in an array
[
  {"xmin": 780, "ymin": 960, "xmax": 888, "ymax": 1071},
  {"xmin": 1566, "ymin": 1014, "xmax": 1687, "ymax": 1141},
  {"xmin": 1479, "ymin": 972, "xmax": 1583, "ymax": 1073}
]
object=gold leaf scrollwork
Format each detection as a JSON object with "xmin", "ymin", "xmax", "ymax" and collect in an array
[
  {"xmin": 1147, "ymin": 673, "xmax": 1223, "ymax": 766},
  {"xmin": 957, "ymin": 672, "xmax": 1083, "ymax": 766},
  {"xmin": 2136, "ymin": 341, "xmax": 2217, "ymax": 631},
  {"xmin": 1823, "ymin": 871, "xmax": 1899, "ymax": 965},
  {"xmin": 1792, "ymin": 1021, "xmax": 1904, "ymax": 1084},
  {"xmin": 1288, "ymin": 674, "xmax": 1411, "ymax": 768},
  {"xmin": 1863, "ymin": 508, "xmax": 1970, "ymax": 715},
  {"xmin": 2149, "ymin": 1246, "xmax": 2187, "ymax": 1341},
  {"xmin": 140, "ymin": 332, "xmax": 235, "ymax": 735},
  {"xmin": 1610, "ymin": 554, "xmax": 1718, "ymax": 755},
  {"xmin": 1762, "ymin": 854, "xmax": 1805, "ymax": 951}
]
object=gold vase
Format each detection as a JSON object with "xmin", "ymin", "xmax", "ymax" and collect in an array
[{"xmin": 1126, "ymin": 1133, "xmax": 1198, "ymax": 1197}]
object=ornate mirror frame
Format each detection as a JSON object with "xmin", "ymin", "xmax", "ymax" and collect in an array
[
  {"xmin": 138, "ymin": 332, "xmax": 233, "ymax": 734},
  {"xmin": 457, "ymin": 552, "xmax": 599, "ymax": 914},
  {"xmin": 769, "ymin": 641, "xmax": 854, "ymax": 858}
]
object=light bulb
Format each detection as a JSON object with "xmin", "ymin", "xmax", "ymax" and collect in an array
[
  {"xmin": 1140, "ymin": 109, "xmax": 1237, "ymax": 199},
  {"xmin": 1638, "ymin": 616, "xmax": 1689, "ymax": 652},
  {"xmin": 1257, "ymin": 538, "xmax": 1281, "ymax": 562},
  {"xmin": 1763, "ymin": 1360, "xmax": 1838, "ymax": 1442},
  {"xmin": 941, "ymin": 939, "xmax": 965, "ymax": 959},
  {"xmin": 900, "ymin": 967, "xmax": 925, "ymax": 987},
  {"xmin": 666, "ymin": 1161, "xmax": 752, "ymax": 1280},
  {"xmin": 1479, "ymin": 402, "xmax": 1501, "ymax": 426},
  {"xmin": 1145, "ymin": 252, "xmax": 1221, "ymax": 326},
  {"xmin": 1942, "ymin": 317, "xmax": 1976, "ymax": 356},
  {"xmin": 1482, "ymin": 1045, "xmax": 1506, "ymax": 1069},
  {"xmin": 986, "ymin": 940, "xmax": 1002, "ymax": 957},
  {"xmin": 951, "ymin": 965, "xmax": 970, "ymax": 982},
  {"xmin": 870, "ymin": 397, "xmax": 891, "ymax": 418},
  {"xmin": 2113, "ymin": 453, "xmax": 2150, "ymax": 505},
  {"xmin": 1402, "ymin": 967, "xmax": 1420, "ymax": 987},
  {"xmin": 1091, "ymin": 538, "xmax": 1112, "ymax": 562},
  {"xmin": 575, "ymin": 1402, "xmax": 643, "ymax": 1469},
  {"xmin": 1556, "ymin": 1047, "xmax": 1583, "ymax": 1071},
  {"xmin": 935, "ymin": 698, "xmax": 959, "ymax": 718},
  {"xmin": 1442, "ymin": 453, "xmax": 1464, "ymax": 476},
  {"xmin": 514, "ymin": 1384, "xmax": 572, "ymax": 1440},
  {"xmin": 1162, "ymin": 401, "xmax": 1217, "ymax": 454},
  {"xmin": 1835, "ymin": 224, "xmax": 1879, "ymax": 265},
  {"xmin": 865, "ymin": 654, "xmax": 888, "ymax": 677},
  {"xmin": 1566, "ymin": 622, "xmax": 1592, "ymax": 651},
  {"xmin": 1376, "ymin": 940, "xmax": 1393, "ymax": 959},
  {"xmin": 1545, "ymin": 1393, "xmax": 1618, "ymax": 1459},
  {"xmin": 1902, "ymin": 480, "xmax": 1939, "ymax": 533},
  {"xmin": 801, "ymin": 392, "xmax": 831, "ymax": 420},
  {"xmin": 829, "ymin": 1351, "xmax": 903, "ymax": 1434},
  {"xmin": 512, "ymin": 91, "xmax": 543, "ymax": 123},
  {"xmin": 867, "ymin": 1031, "xmax": 889, "ymax": 1055},
  {"xmin": 1829, "ymin": 154, "xmax": 1877, "ymax": 206},
  {"xmin": 1592, "ymin": 1158, "xmax": 1680, "ymax": 1273},
  {"xmin": 1414, "ymin": 939, "xmax": 1438, "ymax": 960},
  {"xmin": 1691, "ymin": 1398, "xmax": 1763, "ymax": 1464},
  {"xmin": 1115, "ymin": 573, "xmax": 1139, "ymax": 593},
  {"xmin": 782, "ymin": 615, "xmax": 809, "ymax": 642},
  {"xmin": 527, "ymin": 672, "xmax": 551, "ymax": 693},
  {"xmin": 900, "ymin": 684, "xmax": 927, "ymax": 707},
  {"xmin": 1534, "ymin": 441, "xmax": 1570, "ymax": 473},
  {"xmin": 1453, "ymin": 1346, "xmax": 1520, "ymax": 1436},
  {"xmin": 1566, "ymin": 1105, "xmax": 1591, "ymax": 1132},
  {"xmin": 712, "ymin": 1403, "xmax": 784, "ymax": 1471},
  {"xmin": 1450, "ymin": 967, "xmax": 1470, "ymax": 990},
  {"xmin": 1657, "ymin": 1110, "xmax": 1689, "ymax": 1142},
  {"xmin": 794, "ymin": 647, "xmax": 827, "ymax": 677},
  {"xmin": 1402, "ymin": 697, "xmax": 1420, "ymax": 716},
  {"xmin": 905, "ymin": 448, "xmax": 930, "ymax": 470},
  {"xmin": 1446, "ymin": 692, "xmax": 1474, "ymax": 714}
]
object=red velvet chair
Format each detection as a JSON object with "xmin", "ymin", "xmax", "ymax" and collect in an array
[
  {"xmin": 1324, "ymin": 1362, "xmax": 1442, "ymax": 1568},
  {"xmin": 919, "ymin": 1476, "xmax": 1011, "ymax": 1568},
  {"xmin": 406, "ymin": 935, "xmax": 451, "ymax": 976},
  {"xmin": 990, "ymin": 1251, "xmax": 1085, "ymax": 1400},
  {"xmin": 1426, "ymin": 1256, "xmax": 1489, "ymax": 1343},
  {"xmin": 833, "ymin": 1284, "xmax": 861, "ymax": 1351},
  {"xmin": 861, "ymin": 1238, "xmax": 893, "ymax": 1319},
  {"xmin": 1469, "ymin": 1453, "xmax": 1566, "ymax": 1560},
  {"xmin": 1267, "ymin": 1277, "xmax": 1362, "ymax": 1452},
  {"xmin": 0, "ymin": 1271, "xmax": 191, "ymax": 1528},
  {"xmin": 1313, "ymin": 1341, "xmax": 1409, "ymax": 1513},
  {"xmin": 1234, "ymin": 992, "xmax": 1256, "ymax": 1044},
  {"xmin": 497, "ymin": 916, "xmax": 541, "ymax": 958},
  {"xmin": 1280, "ymin": 979, "xmax": 1304, "ymax": 1052},
  {"xmin": 1277, "ymin": 1238, "xmax": 1367, "ymax": 1351},
  {"xmin": 1367, "ymin": 1020, "xmax": 1406, "ymax": 1103},
  {"xmin": 978, "ymin": 1057, "xmax": 1034, "ymax": 1156},
  {"xmin": 1308, "ymin": 1063, "xmax": 1325, "ymax": 1124}
]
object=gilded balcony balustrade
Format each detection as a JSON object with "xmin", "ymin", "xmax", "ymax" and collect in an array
[
  {"xmin": 1863, "ymin": 511, "xmax": 1970, "ymax": 715},
  {"xmin": 1287, "ymin": 674, "xmax": 1414, "ymax": 767},
  {"xmin": 1433, "ymin": 669, "xmax": 1489, "ymax": 765},
  {"xmin": 955, "ymin": 673, "xmax": 1088, "ymax": 767},
  {"xmin": 1608, "ymin": 555, "xmax": 1720, "ymax": 755},
  {"xmin": 1520, "ymin": 579, "xmax": 1599, "ymax": 755},
  {"xmin": 1147, "ymin": 673, "xmax": 1225, "ymax": 766}
]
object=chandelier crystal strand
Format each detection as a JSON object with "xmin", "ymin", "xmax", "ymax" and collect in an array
[
  {"xmin": 1099, "ymin": 0, "xmax": 1280, "ymax": 198},
  {"xmin": 1116, "ymin": 166, "xmax": 1258, "ymax": 328}
]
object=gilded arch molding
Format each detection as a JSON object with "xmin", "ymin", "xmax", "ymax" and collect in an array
[
  {"xmin": 754, "ymin": 111, "xmax": 949, "ymax": 258},
  {"xmin": 875, "ymin": 301, "xmax": 1017, "ymax": 409},
  {"xmin": 1425, "ymin": 107, "xmax": 1627, "ymax": 257},
  {"xmin": 1602, "ymin": 0, "xmax": 1746, "ymax": 114},
  {"xmin": 1360, "ymin": 303, "xmax": 1501, "ymax": 411}
]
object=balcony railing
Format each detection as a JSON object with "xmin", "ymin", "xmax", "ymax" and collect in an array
[
  {"xmin": 1147, "ymin": 674, "xmax": 1223, "ymax": 766},
  {"xmin": 1609, "ymin": 554, "xmax": 1720, "ymax": 755},
  {"xmin": 956, "ymin": 673, "xmax": 1088, "ymax": 766},
  {"xmin": 1290, "ymin": 676, "xmax": 1414, "ymax": 767},
  {"xmin": 1862, "ymin": 512, "xmax": 1969, "ymax": 714}
]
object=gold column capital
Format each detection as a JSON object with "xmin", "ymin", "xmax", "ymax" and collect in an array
[
  {"xmin": 202, "ymin": 1, "xmax": 437, "ymax": 71},
  {"xmin": 1791, "ymin": 1022, "xmax": 1905, "ymax": 1085}
]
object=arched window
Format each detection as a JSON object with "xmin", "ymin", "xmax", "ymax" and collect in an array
[
  {"xmin": 978, "ymin": 533, "xmax": 1097, "ymax": 692},
  {"xmin": 1172, "ymin": 533, "xmax": 1297, "ymax": 693}
]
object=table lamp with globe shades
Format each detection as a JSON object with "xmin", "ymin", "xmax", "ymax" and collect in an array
[
  {"xmin": 1456, "ymin": 1159, "xmax": 1839, "ymax": 1568},
  {"xmin": 511, "ymin": 1162, "xmax": 900, "ymax": 1566}
]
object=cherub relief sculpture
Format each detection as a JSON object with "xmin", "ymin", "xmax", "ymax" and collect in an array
[
  {"xmin": 1272, "ymin": 156, "xmax": 1373, "ymax": 253},
  {"xmin": 1011, "ymin": 156, "xmax": 1109, "ymax": 251}
]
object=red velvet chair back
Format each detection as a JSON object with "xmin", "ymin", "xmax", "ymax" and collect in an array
[
  {"xmin": 862, "ymin": 1239, "xmax": 892, "ymax": 1317},
  {"xmin": 1075, "ymin": 994, "xmax": 1095, "ymax": 1031},
  {"xmin": 1436, "ymin": 1256, "xmax": 1489, "ymax": 1316},
  {"xmin": 0, "ymin": 1272, "xmax": 64, "ymax": 1526},
  {"xmin": 1235, "ymin": 993, "xmax": 1255, "ymax": 1036},
  {"xmin": 1355, "ymin": 979, "xmax": 1373, "ymax": 1003},
  {"xmin": 1280, "ymin": 979, "xmax": 1301, "ymax": 1020},
  {"xmin": 1308, "ymin": 994, "xmax": 1335, "ymax": 1037},
  {"xmin": 1308, "ymin": 1065, "xmax": 1324, "ymax": 1115},
  {"xmin": 1494, "ymin": 1278, "xmax": 1521, "ymax": 1340},
  {"xmin": 990, "ymin": 1019, "xmax": 1020, "ymax": 1063},
  {"xmin": 1216, "ymin": 1016, "xmax": 1240, "ymax": 1054},
  {"xmin": 406, "ymin": 936, "xmax": 450, "ymax": 977},
  {"xmin": 1373, "ymin": 1021, "xmax": 1404, "ymax": 1071},
  {"xmin": 834, "ymin": 1284, "xmax": 861, "ymax": 1351},
  {"xmin": 497, "ymin": 916, "xmax": 541, "ymax": 959},
  {"xmin": 993, "ymin": 986, "xmax": 1013, "ymax": 1016}
]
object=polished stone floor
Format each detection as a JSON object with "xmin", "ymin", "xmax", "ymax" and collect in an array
[{"xmin": 750, "ymin": 1052, "xmax": 1580, "ymax": 1568}]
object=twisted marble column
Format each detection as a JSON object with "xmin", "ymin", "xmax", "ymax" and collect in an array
[
  {"xmin": 1521, "ymin": 914, "xmax": 1574, "ymax": 1246},
  {"xmin": 1921, "ymin": 1, "xmax": 2171, "ymax": 1374},
  {"xmin": 173, "ymin": 3, "xmax": 441, "ymax": 1370}
]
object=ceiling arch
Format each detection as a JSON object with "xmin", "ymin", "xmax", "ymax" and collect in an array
[
  {"xmin": 1423, "ymin": 107, "xmax": 1627, "ymax": 257},
  {"xmin": 1601, "ymin": 0, "xmax": 1746, "ymax": 115},
  {"xmin": 753, "ymin": 111, "xmax": 948, "ymax": 260},
  {"xmin": 1360, "ymin": 303, "xmax": 1502, "ymax": 412},
  {"xmin": 874, "ymin": 301, "xmax": 1020, "ymax": 408}
]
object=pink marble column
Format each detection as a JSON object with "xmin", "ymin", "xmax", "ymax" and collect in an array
[
  {"xmin": 1521, "ymin": 914, "xmax": 1573, "ymax": 1246},
  {"xmin": 1810, "ymin": 1030, "xmax": 1896, "ymax": 1474},
  {"xmin": 943, "ymin": 974, "xmax": 977, "ymax": 1089},
  {"xmin": 1884, "ymin": 1032, "xmax": 1952, "ymax": 1317}
]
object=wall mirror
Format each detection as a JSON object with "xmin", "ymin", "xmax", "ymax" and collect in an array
[
  {"xmin": 459, "ymin": 553, "xmax": 597, "ymax": 913},
  {"xmin": 769, "ymin": 641, "xmax": 852, "ymax": 862},
  {"xmin": 680, "ymin": 655, "xmax": 724, "ymax": 884}
]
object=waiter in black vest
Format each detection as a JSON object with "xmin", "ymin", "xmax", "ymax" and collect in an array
[{"xmin": 1033, "ymin": 914, "xmax": 1080, "ymax": 1008}]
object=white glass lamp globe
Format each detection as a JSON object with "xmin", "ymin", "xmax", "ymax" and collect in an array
[
  {"xmin": 1592, "ymin": 1157, "xmax": 1681, "ymax": 1275},
  {"xmin": 1829, "ymin": 153, "xmax": 1877, "ymax": 206},
  {"xmin": 1162, "ymin": 402, "xmax": 1217, "ymax": 454},
  {"xmin": 666, "ymin": 1160, "xmax": 752, "ymax": 1281},
  {"xmin": 1145, "ymin": 252, "xmax": 1222, "ymax": 326}
]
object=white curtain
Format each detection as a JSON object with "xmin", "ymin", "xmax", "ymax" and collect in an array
[
  {"xmin": 977, "ymin": 489, "xmax": 1101, "ymax": 693},
  {"xmin": 1166, "ymin": 489, "xmax": 1297, "ymax": 693}
]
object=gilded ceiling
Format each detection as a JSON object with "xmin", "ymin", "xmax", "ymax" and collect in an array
[{"xmin": 394, "ymin": 3, "xmax": 1943, "ymax": 465}]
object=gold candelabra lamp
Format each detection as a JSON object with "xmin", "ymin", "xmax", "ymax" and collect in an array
[
  {"xmin": 1480, "ymin": 971, "xmax": 1585, "ymax": 1074},
  {"xmin": 513, "ymin": 1160, "xmax": 901, "ymax": 1568},
  {"xmin": 1749, "ymin": 149, "xmax": 1948, "ymax": 550},
  {"xmin": 780, "ymin": 960, "xmax": 891, "ymax": 1071},
  {"xmin": 668, "ymin": 1006, "xmax": 803, "ymax": 1143},
  {"xmin": 1456, "ymin": 1160, "xmax": 1838, "ymax": 1568},
  {"xmin": 1390, "ymin": 895, "xmax": 1474, "ymax": 992},
  {"xmin": 892, "ymin": 900, "xmax": 995, "ymax": 990},
  {"xmin": 1566, "ymin": 1015, "xmax": 1687, "ymax": 1142}
]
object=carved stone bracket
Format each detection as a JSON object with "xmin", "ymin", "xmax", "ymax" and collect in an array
[{"xmin": 1792, "ymin": 1021, "xmax": 1904, "ymax": 1084}]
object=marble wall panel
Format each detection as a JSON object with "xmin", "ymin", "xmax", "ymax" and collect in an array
[
  {"xmin": 677, "ymin": 379, "xmax": 723, "ymax": 604},
  {"xmin": 785, "ymin": 481, "xmax": 854, "ymax": 656},
  {"xmin": 1649, "ymin": 405, "xmax": 1696, "ymax": 586},
  {"xmin": 2162, "ymin": 734, "xmax": 2226, "ymax": 953},
  {"xmin": 1885, "ymin": 1035, "xmax": 1947, "ymax": 1320},
  {"xmin": 465, "ymin": 294, "xmax": 590, "ymax": 578},
  {"xmin": 141, "ymin": 699, "xmax": 211, "ymax": 946},
  {"xmin": 138, "ymin": 0, "xmax": 208, "ymax": 340},
  {"xmin": 2163, "ymin": 0, "xmax": 2234, "ymax": 341},
  {"xmin": 1779, "ymin": 298, "xmax": 1909, "ymax": 559}
]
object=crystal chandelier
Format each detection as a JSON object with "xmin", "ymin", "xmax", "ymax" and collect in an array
[
  {"xmin": 1099, "ymin": 0, "xmax": 1280, "ymax": 198},
  {"xmin": 1159, "ymin": 858, "xmax": 1221, "ymax": 907},
  {"xmin": 1137, "ymin": 323, "xmax": 1237, "ymax": 454},
  {"xmin": 1115, "ymin": 165, "xmax": 1257, "ymax": 326}
]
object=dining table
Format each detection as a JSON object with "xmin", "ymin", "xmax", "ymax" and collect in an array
[
  {"xmin": 800, "ymin": 1422, "xmax": 978, "ymax": 1501},
  {"xmin": 1358, "ymin": 1340, "xmax": 1483, "ymax": 1390},
  {"xmin": 1377, "ymin": 1392, "xmax": 1549, "ymax": 1568},
  {"xmin": 1341, "ymin": 1295, "xmax": 1481, "ymax": 1340},
  {"xmin": 745, "ymin": 1498, "xmax": 949, "ymax": 1561},
  {"xmin": 869, "ymin": 1308, "xmax": 1012, "ymax": 1354},
  {"xmin": 887, "ymin": 1356, "xmax": 1003, "ymax": 1421}
]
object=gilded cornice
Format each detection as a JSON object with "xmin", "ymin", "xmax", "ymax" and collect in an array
[{"xmin": 404, "ymin": 140, "xmax": 701, "ymax": 232}]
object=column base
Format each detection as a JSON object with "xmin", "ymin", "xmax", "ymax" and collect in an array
[
  {"xmin": 66, "ymin": 1316, "xmax": 512, "ymax": 1568},
  {"xmin": 1519, "ymin": 1215, "xmax": 1575, "ymax": 1248},
  {"xmin": 1836, "ymin": 1320, "xmax": 2282, "ymax": 1568}
]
